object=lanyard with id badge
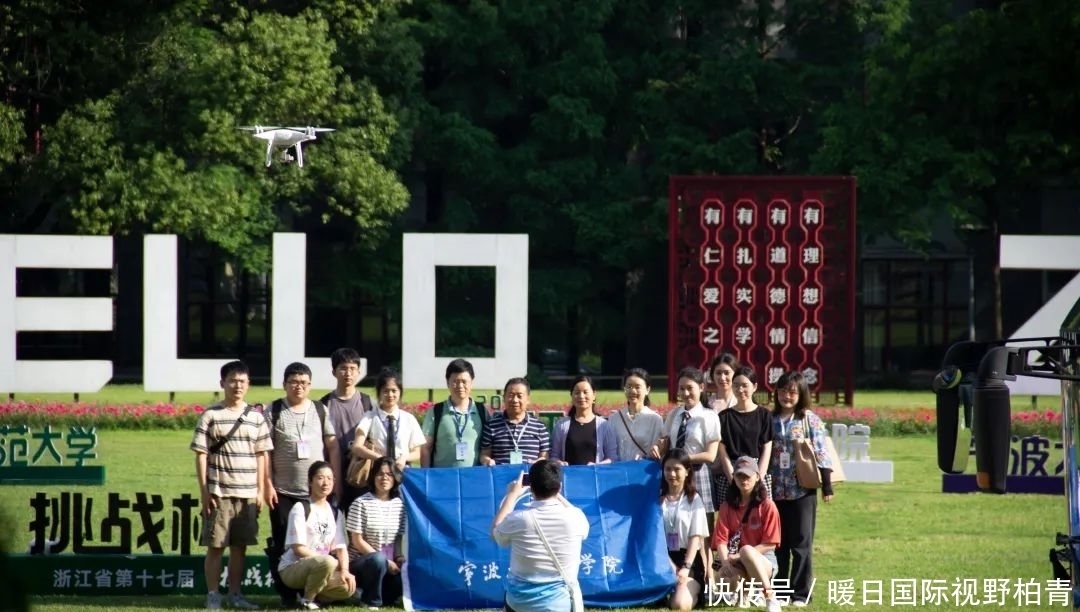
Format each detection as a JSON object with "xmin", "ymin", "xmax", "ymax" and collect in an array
[
  {"xmin": 663, "ymin": 494, "xmax": 684, "ymax": 550},
  {"xmin": 295, "ymin": 404, "xmax": 312, "ymax": 459},
  {"xmin": 506, "ymin": 416, "xmax": 530, "ymax": 465},
  {"xmin": 450, "ymin": 407, "xmax": 472, "ymax": 461},
  {"xmin": 777, "ymin": 416, "xmax": 794, "ymax": 470}
]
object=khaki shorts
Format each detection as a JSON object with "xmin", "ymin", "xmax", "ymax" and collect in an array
[{"xmin": 200, "ymin": 496, "xmax": 259, "ymax": 548}]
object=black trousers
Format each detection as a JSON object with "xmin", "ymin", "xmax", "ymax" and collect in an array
[
  {"xmin": 775, "ymin": 493, "xmax": 817, "ymax": 602},
  {"xmin": 269, "ymin": 493, "xmax": 307, "ymax": 550}
]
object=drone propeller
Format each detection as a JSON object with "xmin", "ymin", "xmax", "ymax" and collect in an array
[
  {"xmin": 238, "ymin": 125, "xmax": 281, "ymax": 132},
  {"xmin": 285, "ymin": 127, "xmax": 335, "ymax": 132}
]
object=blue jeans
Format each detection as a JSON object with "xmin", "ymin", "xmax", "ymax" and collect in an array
[{"xmin": 348, "ymin": 551, "xmax": 402, "ymax": 606}]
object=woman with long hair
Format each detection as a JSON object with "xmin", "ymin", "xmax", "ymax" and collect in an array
[
  {"xmin": 715, "ymin": 366, "xmax": 774, "ymax": 507},
  {"xmin": 712, "ymin": 456, "xmax": 781, "ymax": 612},
  {"xmin": 346, "ymin": 456, "xmax": 407, "ymax": 608},
  {"xmin": 767, "ymin": 371, "xmax": 834, "ymax": 607},
  {"xmin": 707, "ymin": 353, "xmax": 740, "ymax": 412},
  {"xmin": 659, "ymin": 448, "xmax": 708, "ymax": 610},
  {"xmin": 550, "ymin": 376, "xmax": 617, "ymax": 465}
]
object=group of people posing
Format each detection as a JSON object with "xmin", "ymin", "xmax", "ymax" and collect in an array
[{"xmin": 190, "ymin": 349, "xmax": 836, "ymax": 611}]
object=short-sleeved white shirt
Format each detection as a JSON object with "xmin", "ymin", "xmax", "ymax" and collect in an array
[
  {"xmin": 663, "ymin": 403, "xmax": 722, "ymax": 455},
  {"xmin": 661, "ymin": 492, "xmax": 709, "ymax": 550},
  {"xmin": 492, "ymin": 498, "xmax": 590, "ymax": 582},
  {"xmin": 356, "ymin": 408, "xmax": 425, "ymax": 462},
  {"xmin": 278, "ymin": 500, "xmax": 346, "ymax": 571}
]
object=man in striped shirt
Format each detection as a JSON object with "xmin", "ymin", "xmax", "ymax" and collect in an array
[
  {"xmin": 479, "ymin": 378, "xmax": 550, "ymax": 466},
  {"xmin": 191, "ymin": 360, "xmax": 273, "ymax": 610}
]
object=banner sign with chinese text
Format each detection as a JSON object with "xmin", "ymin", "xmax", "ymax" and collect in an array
[
  {"xmin": 667, "ymin": 176, "xmax": 856, "ymax": 401},
  {"xmin": 942, "ymin": 435, "xmax": 1065, "ymax": 494},
  {"xmin": 1, "ymin": 424, "xmax": 103, "ymax": 484},
  {"xmin": 400, "ymin": 461, "xmax": 672, "ymax": 610}
]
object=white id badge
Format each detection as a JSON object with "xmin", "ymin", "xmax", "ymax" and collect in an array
[
  {"xmin": 779, "ymin": 451, "xmax": 790, "ymax": 469},
  {"xmin": 508, "ymin": 450, "xmax": 524, "ymax": 465},
  {"xmin": 296, "ymin": 440, "xmax": 311, "ymax": 459},
  {"xmin": 455, "ymin": 441, "xmax": 469, "ymax": 461}
]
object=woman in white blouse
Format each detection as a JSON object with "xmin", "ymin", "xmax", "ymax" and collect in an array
[
  {"xmin": 613, "ymin": 368, "xmax": 665, "ymax": 461},
  {"xmin": 347, "ymin": 456, "xmax": 407, "ymax": 608},
  {"xmin": 277, "ymin": 461, "xmax": 356, "ymax": 610}
]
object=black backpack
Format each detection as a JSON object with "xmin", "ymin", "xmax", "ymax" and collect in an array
[
  {"xmin": 265, "ymin": 500, "xmax": 342, "ymax": 607},
  {"xmin": 429, "ymin": 398, "xmax": 488, "ymax": 460}
]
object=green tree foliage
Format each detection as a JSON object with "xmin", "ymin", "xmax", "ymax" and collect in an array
[
  {"xmin": 410, "ymin": 0, "xmax": 869, "ymax": 370},
  {"xmin": 2, "ymin": 0, "xmax": 416, "ymax": 270},
  {"xmin": 814, "ymin": 0, "xmax": 1080, "ymax": 334}
]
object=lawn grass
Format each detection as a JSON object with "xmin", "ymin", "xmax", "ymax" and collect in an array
[
  {"xmin": 5, "ymin": 384, "xmax": 1062, "ymax": 412},
  {"xmin": 6, "ymin": 431, "xmax": 1067, "ymax": 611}
]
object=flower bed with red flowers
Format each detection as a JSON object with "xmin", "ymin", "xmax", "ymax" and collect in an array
[{"xmin": 0, "ymin": 401, "xmax": 1063, "ymax": 437}]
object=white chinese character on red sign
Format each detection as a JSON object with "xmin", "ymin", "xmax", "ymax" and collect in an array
[
  {"xmin": 703, "ymin": 247, "xmax": 721, "ymax": 265},
  {"xmin": 736, "ymin": 247, "xmax": 753, "ymax": 265},
  {"xmin": 803, "ymin": 207, "xmax": 821, "ymax": 224},
  {"xmin": 770, "ymin": 207, "xmax": 788, "ymax": 225},
  {"xmin": 802, "ymin": 287, "xmax": 820, "ymax": 305},
  {"xmin": 802, "ymin": 247, "xmax": 821, "ymax": 264},
  {"xmin": 769, "ymin": 246, "xmax": 787, "ymax": 264},
  {"xmin": 767, "ymin": 367, "xmax": 784, "ymax": 385},
  {"xmin": 702, "ymin": 287, "xmax": 720, "ymax": 305},
  {"xmin": 735, "ymin": 287, "xmax": 753, "ymax": 305},
  {"xmin": 769, "ymin": 327, "xmax": 787, "ymax": 345},
  {"xmin": 703, "ymin": 327, "xmax": 720, "ymax": 344},
  {"xmin": 768, "ymin": 287, "xmax": 787, "ymax": 305},
  {"xmin": 734, "ymin": 326, "xmax": 752, "ymax": 346},
  {"xmin": 704, "ymin": 208, "xmax": 721, "ymax": 225},
  {"xmin": 802, "ymin": 368, "xmax": 819, "ymax": 385},
  {"xmin": 736, "ymin": 208, "xmax": 753, "ymax": 225},
  {"xmin": 802, "ymin": 327, "xmax": 820, "ymax": 345}
]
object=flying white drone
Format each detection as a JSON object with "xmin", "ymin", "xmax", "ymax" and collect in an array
[{"xmin": 238, "ymin": 125, "xmax": 335, "ymax": 168}]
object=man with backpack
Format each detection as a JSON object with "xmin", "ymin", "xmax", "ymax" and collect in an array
[
  {"xmin": 421, "ymin": 359, "xmax": 487, "ymax": 467},
  {"xmin": 318, "ymin": 348, "xmax": 375, "ymax": 512},
  {"xmin": 263, "ymin": 362, "xmax": 338, "ymax": 607}
]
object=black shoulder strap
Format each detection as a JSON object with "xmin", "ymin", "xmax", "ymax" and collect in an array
[
  {"xmin": 313, "ymin": 400, "xmax": 328, "ymax": 436},
  {"xmin": 318, "ymin": 392, "xmax": 332, "ymax": 405},
  {"xmin": 302, "ymin": 498, "xmax": 339, "ymax": 523},
  {"xmin": 268, "ymin": 399, "xmax": 287, "ymax": 433},
  {"xmin": 361, "ymin": 392, "xmax": 375, "ymax": 413},
  {"xmin": 208, "ymin": 405, "xmax": 253, "ymax": 454},
  {"xmin": 476, "ymin": 399, "xmax": 488, "ymax": 425},
  {"xmin": 740, "ymin": 500, "xmax": 757, "ymax": 525}
]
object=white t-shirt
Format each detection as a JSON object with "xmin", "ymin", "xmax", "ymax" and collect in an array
[
  {"xmin": 661, "ymin": 492, "xmax": 709, "ymax": 550},
  {"xmin": 663, "ymin": 404, "xmax": 722, "ymax": 455},
  {"xmin": 492, "ymin": 498, "xmax": 590, "ymax": 583},
  {"xmin": 355, "ymin": 408, "xmax": 426, "ymax": 463},
  {"xmin": 278, "ymin": 500, "xmax": 347, "ymax": 571}
]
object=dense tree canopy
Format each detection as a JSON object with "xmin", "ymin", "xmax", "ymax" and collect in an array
[{"xmin": 1, "ymin": 0, "xmax": 1076, "ymax": 372}]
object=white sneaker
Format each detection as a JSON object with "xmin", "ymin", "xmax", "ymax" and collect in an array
[
  {"xmin": 792, "ymin": 600, "xmax": 809, "ymax": 608},
  {"xmin": 296, "ymin": 595, "xmax": 320, "ymax": 610},
  {"xmin": 206, "ymin": 592, "xmax": 222, "ymax": 610},
  {"xmin": 765, "ymin": 598, "xmax": 783, "ymax": 612},
  {"xmin": 227, "ymin": 594, "xmax": 260, "ymax": 610}
]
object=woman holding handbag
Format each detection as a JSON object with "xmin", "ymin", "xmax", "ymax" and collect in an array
[{"xmin": 767, "ymin": 371, "xmax": 835, "ymax": 608}]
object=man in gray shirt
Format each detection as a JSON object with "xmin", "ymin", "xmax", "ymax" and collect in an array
[
  {"xmin": 319, "ymin": 347, "xmax": 375, "ymax": 511},
  {"xmin": 264, "ymin": 362, "xmax": 337, "ymax": 556}
]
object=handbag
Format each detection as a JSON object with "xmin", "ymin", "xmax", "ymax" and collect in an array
[
  {"xmin": 346, "ymin": 436, "xmax": 376, "ymax": 487},
  {"xmin": 794, "ymin": 417, "xmax": 823, "ymax": 489},
  {"xmin": 825, "ymin": 436, "xmax": 846, "ymax": 484}
]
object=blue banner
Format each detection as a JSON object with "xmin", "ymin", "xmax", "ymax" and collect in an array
[{"xmin": 401, "ymin": 461, "xmax": 674, "ymax": 610}]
